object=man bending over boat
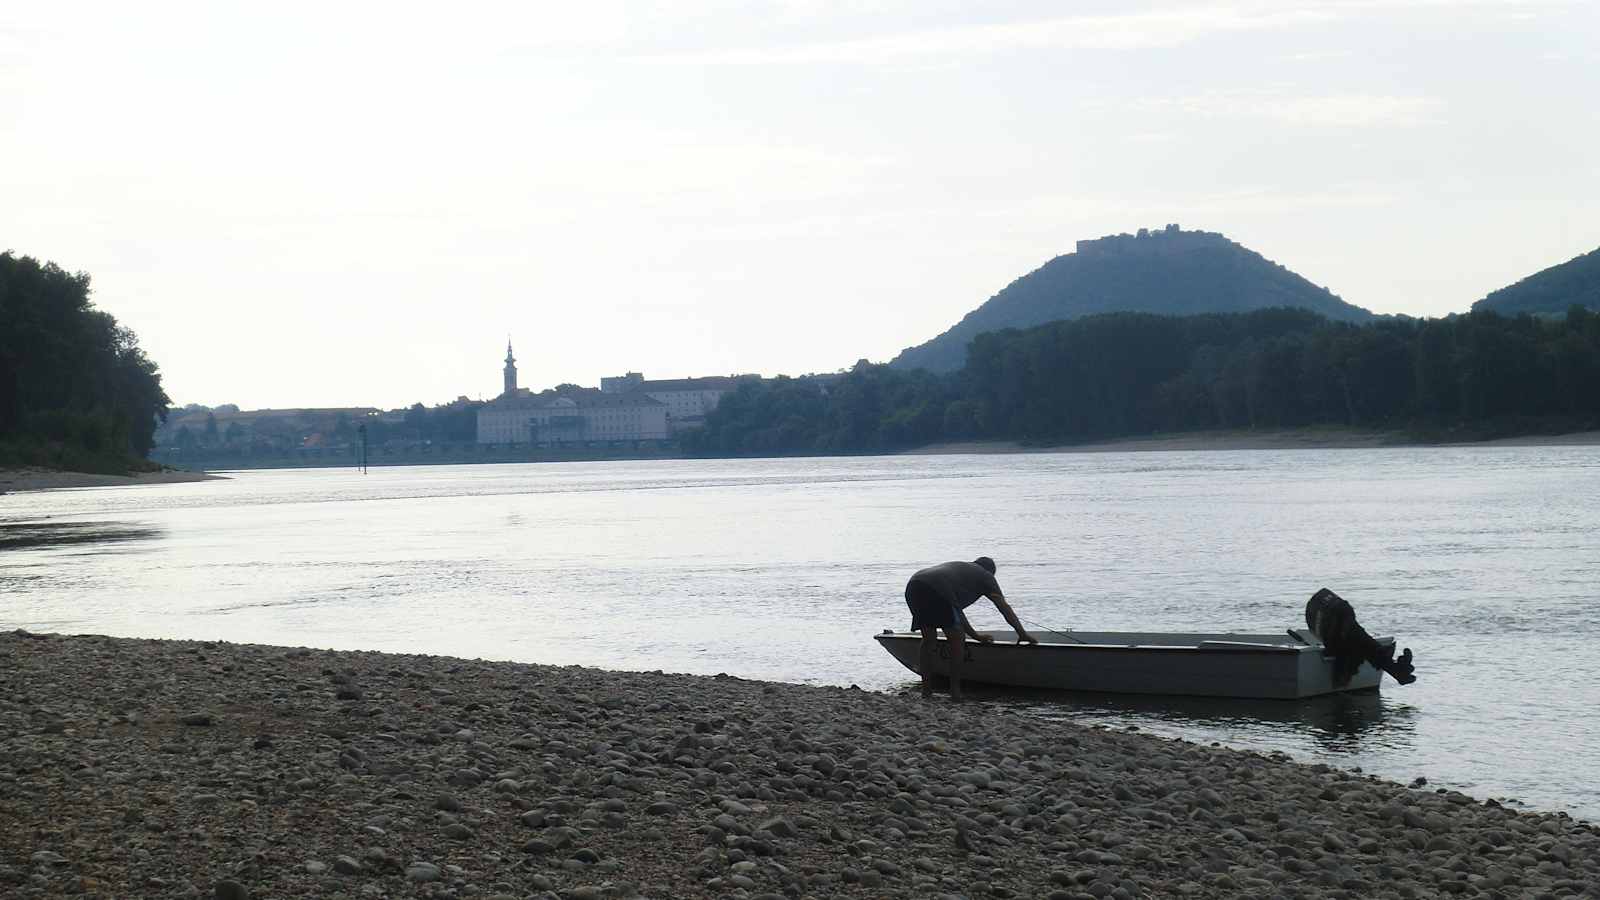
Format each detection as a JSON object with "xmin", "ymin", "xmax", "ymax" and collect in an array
[
  {"xmin": 1305, "ymin": 587, "xmax": 1416, "ymax": 687},
  {"xmin": 904, "ymin": 557, "xmax": 1035, "ymax": 700}
]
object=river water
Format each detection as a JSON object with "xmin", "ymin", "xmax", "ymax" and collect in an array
[{"xmin": 2, "ymin": 449, "xmax": 1597, "ymax": 820}]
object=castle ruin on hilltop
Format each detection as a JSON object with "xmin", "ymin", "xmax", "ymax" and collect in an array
[{"xmin": 1074, "ymin": 224, "xmax": 1233, "ymax": 258}]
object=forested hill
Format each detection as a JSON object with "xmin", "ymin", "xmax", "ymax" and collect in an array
[
  {"xmin": 1472, "ymin": 245, "xmax": 1600, "ymax": 316},
  {"xmin": 688, "ymin": 307, "xmax": 1600, "ymax": 456},
  {"xmin": 890, "ymin": 226, "xmax": 1374, "ymax": 373}
]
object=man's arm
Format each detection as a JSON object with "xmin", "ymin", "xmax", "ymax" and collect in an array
[
  {"xmin": 957, "ymin": 610, "xmax": 993, "ymax": 643},
  {"xmin": 988, "ymin": 592, "xmax": 1036, "ymax": 644}
]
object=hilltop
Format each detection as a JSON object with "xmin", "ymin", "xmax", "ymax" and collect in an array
[
  {"xmin": 890, "ymin": 226, "xmax": 1373, "ymax": 373},
  {"xmin": 1472, "ymin": 244, "xmax": 1600, "ymax": 316}
]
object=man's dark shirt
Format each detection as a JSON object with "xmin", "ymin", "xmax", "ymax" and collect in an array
[{"xmin": 909, "ymin": 561, "xmax": 1001, "ymax": 611}]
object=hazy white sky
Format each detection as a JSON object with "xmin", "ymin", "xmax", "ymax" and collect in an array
[{"xmin": 5, "ymin": 1, "xmax": 1597, "ymax": 409}]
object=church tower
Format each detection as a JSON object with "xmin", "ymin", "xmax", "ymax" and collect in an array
[{"xmin": 503, "ymin": 340, "xmax": 518, "ymax": 396}]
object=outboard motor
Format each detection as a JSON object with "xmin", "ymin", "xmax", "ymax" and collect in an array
[{"xmin": 1305, "ymin": 588, "xmax": 1416, "ymax": 687}]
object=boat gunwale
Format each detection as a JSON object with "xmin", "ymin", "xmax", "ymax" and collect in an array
[{"xmin": 873, "ymin": 632, "xmax": 1334, "ymax": 655}]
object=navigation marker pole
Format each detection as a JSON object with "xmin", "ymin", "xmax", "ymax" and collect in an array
[{"xmin": 357, "ymin": 423, "xmax": 368, "ymax": 475}]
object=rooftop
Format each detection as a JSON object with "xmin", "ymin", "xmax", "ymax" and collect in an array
[{"xmin": 485, "ymin": 388, "xmax": 664, "ymax": 410}]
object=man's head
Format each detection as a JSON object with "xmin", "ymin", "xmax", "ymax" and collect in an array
[{"xmin": 974, "ymin": 556, "xmax": 996, "ymax": 574}]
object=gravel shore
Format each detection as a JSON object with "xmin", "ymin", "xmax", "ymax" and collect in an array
[{"xmin": 2, "ymin": 631, "xmax": 1595, "ymax": 899}]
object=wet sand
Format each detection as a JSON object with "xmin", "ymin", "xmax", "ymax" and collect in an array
[{"xmin": 2, "ymin": 631, "xmax": 1594, "ymax": 899}]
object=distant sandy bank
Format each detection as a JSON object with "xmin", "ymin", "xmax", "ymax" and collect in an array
[
  {"xmin": 0, "ymin": 466, "xmax": 223, "ymax": 493},
  {"xmin": 1462, "ymin": 429, "xmax": 1600, "ymax": 447},
  {"xmin": 907, "ymin": 428, "xmax": 1600, "ymax": 455}
]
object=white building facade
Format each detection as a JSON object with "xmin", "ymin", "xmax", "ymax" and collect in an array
[
  {"xmin": 477, "ymin": 345, "xmax": 668, "ymax": 444},
  {"xmin": 600, "ymin": 372, "xmax": 753, "ymax": 432},
  {"xmin": 477, "ymin": 390, "xmax": 669, "ymax": 445}
]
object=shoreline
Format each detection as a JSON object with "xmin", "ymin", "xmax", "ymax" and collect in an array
[
  {"xmin": 0, "ymin": 467, "xmax": 224, "ymax": 493},
  {"xmin": 906, "ymin": 427, "xmax": 1600, "ymax": 455},
  {"xmin": 2, "ymin": 631, "xmax": 1594, "ymax": 898}
]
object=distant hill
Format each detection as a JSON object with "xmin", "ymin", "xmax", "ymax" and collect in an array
[
  {"xmin": 1471, "ymin": 245, "xmax": 1600, "ymax": 316},
  {"xmin": 890, "ymin": 225, "xmax": 1374, "ymax": 372}
]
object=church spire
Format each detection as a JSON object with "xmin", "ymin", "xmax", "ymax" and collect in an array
[{"xmin": 503, "ymin": 338, "xmax": 518, "ymax": 396}]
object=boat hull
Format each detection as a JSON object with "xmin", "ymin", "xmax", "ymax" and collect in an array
[{"xmin": 874, "ymin": 630, "xmax": 1386, "ymax": 699}]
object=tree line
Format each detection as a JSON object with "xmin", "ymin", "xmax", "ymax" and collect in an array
[
  {"xmin": 160, "ymin": 400, "xmax": 486, "ymax": 457},
  {"xmin": 0, "ymin": 252, "xmax": 170, "ymax": 471},
  {"xmin": 687, "ymin": 307, "xmax": 1600, "ymax": 455}
]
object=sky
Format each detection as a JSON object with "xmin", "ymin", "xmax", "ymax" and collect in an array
[{"xmin": 4, "ymin": 1, "xmax": 1598, "ymax": 410}]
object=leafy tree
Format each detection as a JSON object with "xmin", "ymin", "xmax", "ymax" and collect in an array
[
  {"xmin": 0, "ymin": 251, "xmax": 170, "ymax": 469},
  {"xmin": 403, "ymin": 403, "xmax": 427, "ymax": 439}
]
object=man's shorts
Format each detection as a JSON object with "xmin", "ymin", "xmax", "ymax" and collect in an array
[{"xmin": 905, "ymin": 578, "xmax": 958, "ymax": 632}]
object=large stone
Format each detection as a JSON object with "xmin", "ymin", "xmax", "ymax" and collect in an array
[
  {"xmin": 406, "ymin": 863, "xmax": 441, "ymax": 882},
  {"xmin": 758, "ymin": 817, "xmax": 797, "ymax": 838}
]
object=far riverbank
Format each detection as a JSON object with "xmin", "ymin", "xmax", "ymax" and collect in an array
[{"xmin": 8, "ymin": 427, "xmax": 1597, "ymax": 488}]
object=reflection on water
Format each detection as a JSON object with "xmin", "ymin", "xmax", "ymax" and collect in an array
[
  {"xmin": 0, "ymin": 518, "xmax": 163, "ymax": 551},
  {"xmin": 899, "ymin": 680, "xmax": 1418, "ymax": 758}
]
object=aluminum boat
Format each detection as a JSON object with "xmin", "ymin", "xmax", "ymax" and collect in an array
[{"xmin": 874, "ymin": 628, "xmax": 1388, "ymax": 699}]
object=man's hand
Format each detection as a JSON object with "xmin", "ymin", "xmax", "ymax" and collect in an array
[
  {"xmin": 1017, "ymin": 631, "xmax": 1037, "ymax": 645},
  {"xmin": 974, "ymin": 633, "xmax": 995, "ymax": 644}
]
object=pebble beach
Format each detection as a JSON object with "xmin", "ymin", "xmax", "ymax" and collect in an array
[{"xmin": 2, "ymin": 631, "xmax": 1596, "ymax": 900}]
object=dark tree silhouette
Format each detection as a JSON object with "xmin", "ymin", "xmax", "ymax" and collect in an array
[
  {"xmin": 1, "ymin": 251, "xmax": 170, "ymax": 469},
  {"xmin": 689, "ymin": 308, "xmax": 1600, "ymax": 456}
]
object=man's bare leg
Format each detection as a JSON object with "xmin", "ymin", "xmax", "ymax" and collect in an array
[
  {"xmin": 918, "ymin": 627, "xmax": 937, "ymax": 698},
  {"xmin": 942, "ymin": 625, "xmax": 965, "ymax": 700}
]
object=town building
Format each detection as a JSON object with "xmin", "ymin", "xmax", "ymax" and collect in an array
[
  {"xmin": 600, "ymin": 371, "xmax": 754, "ymax": 432},
  {"xmin": 476, "ymin": 343, "xmax": 669, "ymax": 444}
]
